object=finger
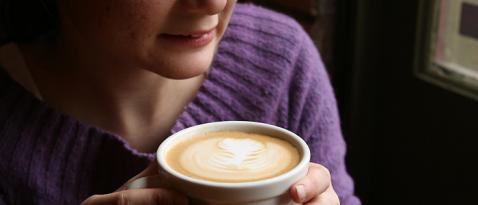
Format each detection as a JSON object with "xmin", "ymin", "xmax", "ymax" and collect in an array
[
  {"xmin": 290, "ymin": 163, "xmax": 332, "ymax": 203},
  {"xmin": 81, "ymin": 188, "xmax": 188, "ymax": 205},
  {"xmin": 304, "ymin": 185, "xmax": 340, "ymax": 205},
  {"xmin": 117, "ymin": 161, "xmax": 159, "ymax": 191}
]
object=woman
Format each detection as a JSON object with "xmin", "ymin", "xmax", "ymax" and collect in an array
[{"xmin": 0, "ymin": 0, "xmax": 360, "ymax": 204}]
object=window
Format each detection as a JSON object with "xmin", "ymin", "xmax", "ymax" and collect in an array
[{"xmin": 416, "ymin": 0, "xmax": 478, "ymax": 100}]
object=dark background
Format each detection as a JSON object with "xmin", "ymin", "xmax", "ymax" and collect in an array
[{"xmin": 246, "ymin": 0, "xmax": 478, "ymax": 204}]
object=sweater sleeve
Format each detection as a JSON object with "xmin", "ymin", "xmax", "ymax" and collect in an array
[{"xmin": 286, "ymin": 29, "xmax": 361, "ymax": 205}]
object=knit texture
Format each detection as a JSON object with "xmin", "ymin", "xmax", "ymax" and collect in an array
[{"xmin": 0, "ymin": 4, "xmax": 360, "ymax": 205}]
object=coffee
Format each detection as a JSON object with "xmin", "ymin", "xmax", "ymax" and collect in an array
[{"xmin": 165, "ymin": 131, "xmax": 300, "ymax": 183}]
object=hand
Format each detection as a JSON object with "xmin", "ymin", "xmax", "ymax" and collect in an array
[
  {"xmin": 81, "ymin": 162, "xmax": 188, "ymax": 205},
  {"xmin": 289, "ymin": 163, "xmax": 340, "ymax": 205}
]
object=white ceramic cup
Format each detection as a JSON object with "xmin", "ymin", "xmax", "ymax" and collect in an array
[{"xmin": 128, "ymin": 121, "xmax": 311, "ymax": 205}]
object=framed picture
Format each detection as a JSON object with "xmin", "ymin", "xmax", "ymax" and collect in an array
[{"xmin": 415, "ymin": 0, "xmax": 478, "ymax": 100}]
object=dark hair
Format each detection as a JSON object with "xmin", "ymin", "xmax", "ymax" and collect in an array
[{"xmin": 0, "ymin": 0, "xmax": 58, "ymax": 45}]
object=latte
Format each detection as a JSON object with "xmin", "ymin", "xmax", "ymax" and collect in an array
[{"xmin": 165, "ymin": 131, "xmax": 300, "ymax": 183}]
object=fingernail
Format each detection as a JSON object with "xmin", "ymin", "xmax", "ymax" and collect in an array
[{"xmin": 295, "ymin": 184, "xmax": 306, "ymax": 202}]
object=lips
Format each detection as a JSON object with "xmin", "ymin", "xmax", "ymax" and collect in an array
[
  {"xmin": 163, "ymin": 32, "xmax": 206, "ymax": 38},
  {"xmin": 159, "ymin": 28, "xmax": 217, "ymax": 48}
]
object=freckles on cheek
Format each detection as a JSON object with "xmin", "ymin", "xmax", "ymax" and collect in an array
[
  {"xmin": 123, "ymin": 7, "xmax": 158, "ymax": 40},
  {"xmin": 124, "ymin": 18, "xmax": 152, "ymax": 43}
]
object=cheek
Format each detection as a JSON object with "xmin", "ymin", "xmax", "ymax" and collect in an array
[
  {"xmin": 119, "ymin": 1, "xmax": 167, "ymax": 41},
  {"xmin": 65, "ymin": 0, "xmax": 168, "ymax": 48},
  {"xmin": 62, "ymin": 0, "xmax": 173, "ymax": 65}
]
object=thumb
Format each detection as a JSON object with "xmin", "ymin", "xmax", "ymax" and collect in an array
[{"xmin": 290, "ymin": 163, "xmax": 332, "ymax": 203}]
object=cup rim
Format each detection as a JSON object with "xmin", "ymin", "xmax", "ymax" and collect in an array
[{"xmin": 156, "ymin": 121, "xmax": 311, "ymax": 189}]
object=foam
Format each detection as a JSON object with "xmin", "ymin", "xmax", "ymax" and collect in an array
[{"xmin": 166, "ymin": 131, "xmax": 300, "ymax": 183}]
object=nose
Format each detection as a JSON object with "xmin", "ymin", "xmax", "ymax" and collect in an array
[{"xmin": 181, "ymin": 0, "xmax": 228, "ymax": 15}]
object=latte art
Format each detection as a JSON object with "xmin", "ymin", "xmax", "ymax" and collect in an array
[
  {"xmin": 211, "ymin": 138, "xmax": 266, "ymax": 170},
  {"xmin": 166, "ymin": 131, "xmax": 300, "ymax": 183}
]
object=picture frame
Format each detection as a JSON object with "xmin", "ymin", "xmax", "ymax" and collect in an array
[{"xmin": 415, "ymin": 0, "xmax": 478, "ymax": 100}]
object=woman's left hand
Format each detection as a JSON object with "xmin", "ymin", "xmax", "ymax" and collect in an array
[{"xmin": 289, "ymin": 163, "xmax": 340, "ymax": 205}]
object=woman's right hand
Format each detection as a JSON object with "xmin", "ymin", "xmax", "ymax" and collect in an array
[{"xmin": 81, "ymin": 162, "xmax": 189, "ymax": 205}]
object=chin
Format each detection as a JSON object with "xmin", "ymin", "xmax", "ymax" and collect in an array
[
  {"xmin": 144, "ymin": 42, "xmax": 218, "ymax": 79},
  {"xmin": 152, "ymin": 58, "xmax": 213, "ymax": 80},
  {"xmin": 154, "ymin": 49, "xmax": 217, "ymax": 79},
  {"xmin": 159, "ymin": 67, "xmax": 209, "ymax": 79}
]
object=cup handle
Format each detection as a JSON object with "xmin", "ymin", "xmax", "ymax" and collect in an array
[{"xmin": 125, "ymin": 175, "xmax": 171, "ymax": 189}]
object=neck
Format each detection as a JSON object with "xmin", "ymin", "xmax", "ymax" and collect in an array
[{"xmin": 18, "ymin": 38, "xmax": 205, "ymax": 153}]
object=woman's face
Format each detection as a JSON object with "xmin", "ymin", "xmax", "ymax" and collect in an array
[{"xmin": 57, "ymin": 0, "xmax": 236, "ymax": 79}]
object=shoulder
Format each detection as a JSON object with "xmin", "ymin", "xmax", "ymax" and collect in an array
[
  {"xmin": 223, "ymin": 3, "xmax": 308, "ymax": 62},
  {"xmin": 220, "ymin": 3, "xmax": 323, "ymax": 77},
  {"xmin": 216, "ymin": 3, "xmax": 327, "ymax": 96},
  {"xmin": 214, "ymin": 3, "xmax": 319, "ymax": 88},
  {"xmin": 229, "ymin": 3, "xmax": 305, "ymax": 39},
  {"xmin": 205, "ymin": 3, "xmax": 328, "ymax": 125}
]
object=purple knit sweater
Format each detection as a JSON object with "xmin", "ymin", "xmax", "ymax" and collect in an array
[{"xmin": 0, "ymin": 4, "xmax": 360, "ymax": 205}]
